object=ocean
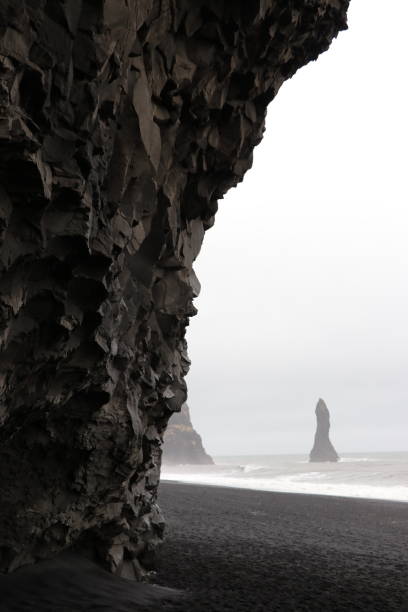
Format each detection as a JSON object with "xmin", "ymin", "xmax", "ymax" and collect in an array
[{"xmin": 161, "ymin": 452, "xmax": 408, "ymax": 502}]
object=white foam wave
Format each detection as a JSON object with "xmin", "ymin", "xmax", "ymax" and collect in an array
[
  {"xmin": 242, "ymin": 464, "xmax": 269, "ymax": 473},
  {"xmin": 161, "ymin": 470, "xmax": 408, "ymax": 503}
]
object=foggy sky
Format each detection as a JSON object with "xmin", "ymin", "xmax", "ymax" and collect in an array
[{"xmin": 184, "ymin": 1, "xmax": 408, "ymax": 456}]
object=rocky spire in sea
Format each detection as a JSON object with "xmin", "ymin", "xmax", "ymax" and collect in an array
[{"xmin": 309, "ymin": 398, "xmax": 339, "ymax": 462}]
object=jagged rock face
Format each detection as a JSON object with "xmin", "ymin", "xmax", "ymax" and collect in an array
[
  {"xmin": 309, "ymin": 398, "xmax": 339, "ymax": 462},
  {"xmin": 0, "ymin": 0, "xmax": 349, "ymax": 576},
  {"xmin": 162, "ymin": 403, "xmax": 213, "ymax": 465}
]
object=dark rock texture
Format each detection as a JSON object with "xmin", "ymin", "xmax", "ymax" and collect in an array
[
  {"xmin": 309, "ymin": 398, "xmax": 339, "ymax": 462},
  {"xmin": 162, "ymin": 403, "xmax": 213, "ymax": 465},
  {"xmin": 0, "ymin": 0, "xmax": 349, "ymax": 576}
]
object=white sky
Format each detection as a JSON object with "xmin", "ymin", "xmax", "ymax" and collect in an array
[{"xmin": 185, "ymin": 0, "xmax": 408, "ymax": 455}]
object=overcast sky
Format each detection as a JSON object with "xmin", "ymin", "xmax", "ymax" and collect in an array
[{"xmin": 184, "ymin": 1, "xmax": 408, "ymax": 456}]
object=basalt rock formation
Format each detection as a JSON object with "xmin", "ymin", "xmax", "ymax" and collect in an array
[
  {"xmin": 309, "ymin": 398, "xmax": 339, "ymax": 462},
  {"xmin": 0, "ymin": 0, "xmax": 349, "ymax": 577},
  {"xmin": 162, "ymin": 403, "xmax": 213, "ymax": 465}
]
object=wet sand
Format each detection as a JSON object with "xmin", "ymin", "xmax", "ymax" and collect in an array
[{"xmin": 156, "ymin": 482, "xmax": 408, "ymax": 611}]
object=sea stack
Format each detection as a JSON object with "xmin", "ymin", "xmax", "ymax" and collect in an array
[
  {"xmin": 163, "ymin": 404, "xmax": 213, "ymax": 465},
  {"xmin": 309, "ymin": 399, "xmax": 339, "ymax": 462}
]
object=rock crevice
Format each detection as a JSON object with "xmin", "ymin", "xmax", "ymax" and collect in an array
[{"xmin": 0, "ymin": 0, "xmax": 348, "ymax": 576}]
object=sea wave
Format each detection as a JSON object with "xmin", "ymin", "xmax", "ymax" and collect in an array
[
  {"xmin": 161, "ymin": 471, "xmax": 408, "ymax": 502},
  {"xmin": 161, "ymin": 457, "xmax": 408, "ymax": 503}
]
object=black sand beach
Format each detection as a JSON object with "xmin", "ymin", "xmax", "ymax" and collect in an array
[
  {"xmin": 1, "ymin": 483, "xmax": 407, "ymax": 611},
  {"xmin": 156, "ymin": 482, "xmax": 408, "ymax": 612}
]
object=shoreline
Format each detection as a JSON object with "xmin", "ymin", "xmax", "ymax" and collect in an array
[{"xmin": 161, "ymin": 476, "xmax": 408, "ymax": 505}]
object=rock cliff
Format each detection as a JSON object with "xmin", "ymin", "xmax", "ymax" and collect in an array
[
  {"xmin": 0, "ymin": 0, "xmax": 349, "ymax": 577},
  {"xmin": 162, "ymin": 403, "xmax": 213, "ymax": 465},
  {"xmin": 309, "ymin": 398, "xmax": 339, "ymax": 462}
]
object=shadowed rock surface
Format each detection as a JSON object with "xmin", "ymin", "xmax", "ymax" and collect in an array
[
  {"xmin": 0, "ymin": 0, "xmax": 349, "ymax": 576},
  {"xmin": 309, "ymin": 398, "xmax": 339, "ymax": 462},
  {"xmin": 0, "ymin": 553, "xmax": 182, "ymax": 612},
  {"xmin": 163, "ymin": 403, "xmax": 213, "ymax": 465}
]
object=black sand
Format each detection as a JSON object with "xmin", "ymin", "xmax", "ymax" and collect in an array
[
  {"xmin": 156, "ymin": 482, "xmax": 408, "ymax": 612},
  {"xmin": 0, "ymin": 554, "xmax": 182, "ymax": 612},
  {"xmin": 1, "ymin": 484, "xmax": 407, "ymax": 611}
]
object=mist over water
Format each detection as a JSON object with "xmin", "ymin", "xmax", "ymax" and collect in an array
[
  {"xmin": 161, "ymin": 2, "xmax": 408, "ymax": 503},
  {"xmin": 161, "ymin": 452, "xmax": 408, "ymax": 503},
  {"xmin": 184, "ymin": 0, "xmax": 408, "ymax": 457}
]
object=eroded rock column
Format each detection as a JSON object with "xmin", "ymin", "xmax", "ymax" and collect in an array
[
  {"xmin": 310, "ymin": 398, "xmax": 339, "ymax": 462},
  {"xmin": 0, "ymin": 0, "xmax": 349, "ymax": 576}
]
